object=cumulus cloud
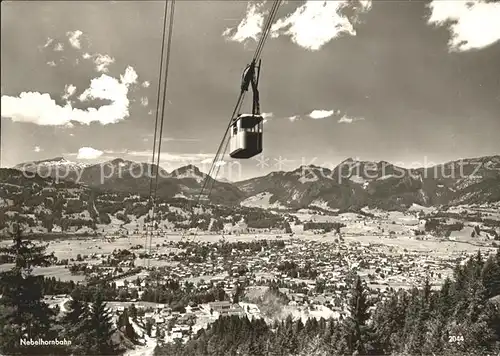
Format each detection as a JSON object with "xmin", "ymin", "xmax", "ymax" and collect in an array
[
  {"xmin": 140, "ymin": 97, "xmax": 149, "ymax": 106},
  {"xmin": 224, "ymin": 1, "xmax": 372, "ymax": 50},
  {"xmin": 77, "ymin": 147, "xmax": 103, "ymax": 159},
  {"xmin": 66, "ymin": 35, "xmax": 116, "ymax": 73},
  {"xmin": 67, "ymin": 30, "xmax": 83, "ymax": 49},
  {"xmin": 93, "ymin": 54, "xmax": 115, "ymax": 73},
  {"xmin": 1, "ymin": 66, "xmax": 139, "ymax": 126},
  {"xmin": 141, "ymin": 135, "xmax": 201, "ymax": 143},
  {"xmin": 427, "ymin": 1, "xmax": 500, "ymax": 52},
  {"xmin": 288, "ymin": 115, "xmax": 299, "ymax": 122},
  {"xmin": 338, "ymin": 115, "xmax": 365, "ymax": 123},
  {"xmin": 102, "ymin": 149, "xmax": 128, "ymax": 155},
  {"xmin": 62, "ymin": 84, "xmax": 77, "ymax": 102},
  {"xmin": 142, "ymin": 81, "xmax": 151, "ymax": 88},
  {"xmin": 81, "ymin": 52, "xmax": 115, "ymax": 73},
  {"xmin": 54, "ymin": 43, "xmax": 64, "ymax": 52},
  {"xmin": 34, "ymin": 146, "xmax": 41, "ymax": 153},
  {"xmin": 309, "ymin": 109, "xmax": 335, "ymax": 119},
  {"xmin": 120, "ymin": 66, "xmax": 139, "ymax": 86},
  {"xmin": 271, "ymin": 0, "xmax": 372, "ymax": 50},
  {"xmin": 47, "ymin": 61, "xmax": 57, "ymax": 67},
  {"xmin": 223, "ymin": 2, "xmax": 266, "ymax": 42},
  {"xmin": 128, "ymin": 151, "xmax": 215, "ymax": 164}
]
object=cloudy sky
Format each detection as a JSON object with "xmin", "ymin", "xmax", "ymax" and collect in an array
[{"xmin": 1, "ymin": 0, "xmax": 500, "ymax": 181}]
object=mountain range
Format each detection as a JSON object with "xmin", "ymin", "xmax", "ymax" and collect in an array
[{"xmin": 9, "ymin": 155, "xmax": 500, "ymax": 210}]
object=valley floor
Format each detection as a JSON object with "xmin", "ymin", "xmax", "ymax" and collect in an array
[{"xmin": 1, "ymin": 231, "xmax": 494, "ymax": 285}]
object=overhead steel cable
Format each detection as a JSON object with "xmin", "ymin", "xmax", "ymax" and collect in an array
[
  {"xmin": 196, "ymin": 0, "xmax": 281, "ymax": 207},
  {"xmin": 146, "ymin": 0, "xmax": 176, "ymax": 266},
  {"xmin": 145, "ymin": 0, "xmax": 171, "ymax": 261},
  {"xmin": 253, "ymin": 0, "xmax": 281, "ymax": 63},
  {"xmin": 202, "ymin": 1, "xmax": 281, "ymax": 202},
  {"xmin": 150, "ymin": 0, "xmax": 176, "ymax": 255},
  {"xmin": 192, "ymin": 0, "xmax": 282, "ymax": 219},
  {"xmin": 197, "ymin": 94, "xmax": 245, "ymax": 204},
  {"xmin": 148, "ymin": 0, "xmax": 175, "ymax": 308},
  {"xmin": 181, "ymin": 93, "xmax": 246, "ymax": 238}
]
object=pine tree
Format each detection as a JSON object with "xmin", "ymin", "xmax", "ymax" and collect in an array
[
  {"xmin": 403, "ymin": 288, "xmax": 426, "ymax": 354},
  {"xmin": 481, "ymin": 256, "xmax": 500, "ymax": 298},
  {"xmin": 372, "ymin": 293, "xmax": 400, "ymax": 353},
  {"xmin": 421, "ymin": 314, "xmax": 446, "ymax": 355},
  {"xmin": 82, "ymin": 289, "xmax": 119, "ymax": 355},
  {"xmin": 462, "ymin": 281, "xmax": 497, "ymax": 354},
  {"xmin": 118, "ymin": 308, "xmax": 137, "ymax": 343},
  {"xmin": 0, "ymin": 224, "xmax": 58, "ymax": 355},
  {"xmin": 61, "ymin": 293, "xmax": 88, "ymax": 355},
  {"xmin": 347, "ymin": 275, "xmax": 372, "ymax": 355},
  {"xmin": 438, "ymin": 278, "xmax": 453, "ymax": 319},
  {"xmin": 145, "ymin": 319, "xmax": 153, "ymax": 337},
  {"xmin": 297, "ymin": 335, "xmax": 329, "ymax": 356}
]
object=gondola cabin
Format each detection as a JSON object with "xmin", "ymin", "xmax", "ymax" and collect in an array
[{"xmin": 229, "ymin": 114, "xmax": 263, "ymax": 159}]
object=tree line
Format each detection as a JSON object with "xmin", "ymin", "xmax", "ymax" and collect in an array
[
  {"xmin": 155, "ymin": 250, "xmax": 500, "ymax": 356},
  {"xmin": 0, "ymin": 225, "xmax": 134, "ymax": 354}
]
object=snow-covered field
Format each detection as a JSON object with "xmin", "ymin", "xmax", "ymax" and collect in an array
[
  {"xmin": 341, "ymin": 234, "xmax": 495, "ymax": 257},
  {"xmin": 0, "ymin": 264, "xmax": 86, "ymax": 282},
  {"xmin": 281, "ymin": 305, "xmax": 340, "ymax": 324},
  {"xmin": 407, "ymin": 203, "xmax": 437, "ymax": 214},
  {"xmin": 240, "ymin": 192, "xmax": 287, "ymax": 210},
  {"xmin": 1, "ymin": 229, "xmax": 494, "ymax": 264},
  {"xmin": 444, "ymin": 204, "xmax": 500, "ymax": 221}
]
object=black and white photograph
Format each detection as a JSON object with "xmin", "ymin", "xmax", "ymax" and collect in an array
[{"xmin": 1, "ymin": 0, "xmax": 500, "ymax": 355}]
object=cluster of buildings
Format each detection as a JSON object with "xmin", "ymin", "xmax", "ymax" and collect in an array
[{"xmin": 63, "ymin": 235, "xmax": 486, "ymax": 344}]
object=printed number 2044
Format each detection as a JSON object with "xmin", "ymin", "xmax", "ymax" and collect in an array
[{"xmin": 449, "ymin": 335, "xmax": 464, "ymax": 343}]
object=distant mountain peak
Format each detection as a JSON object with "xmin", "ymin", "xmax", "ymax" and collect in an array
[
  {"xmin": 341, "ymin": 157, "xmax": 355, "ymax": 164},
  {"xmin": 110, "ymin": 158, "xmax": 125, "ymax": 164},
  {"xmin": 5, "ymin": 153, "xmax": 500, "ymax": 209},
  {"xmin": 293, "ymin": 164, "xmax": 325, "ymax": 172},
  {"xmin": 13, "ymin": 156, "xmax": 90, "ymax": 173},
  {"xmin": 34, "ymin": 156, "xmax": 68, "ymax": 164},
  {"xmin": 218, "ymin": 177, "xmax": 232, "ymax": 183},
  {"xmin": 15, "ymin": 156, "xmax": 77, "ymax": 168},
  {"xmin": 173, "ymin": 164, "xmax": 202, "ymax": 174},
  {"xmin": 169, "ymin": 164, "xmax": 206, "ymax": 182}
]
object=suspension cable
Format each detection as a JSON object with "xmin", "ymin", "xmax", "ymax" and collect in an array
[
  {"xmin": 145, "ymin": 0, "xmax": 170, "ymax": 262},
  {"xmin": 150, "ymin": 0, "xmax": 176, "ymax": 256},
  {"xmin": 197, "ymin": 0, "xmax": 280, "ymax": 209},
  {"xmin": 146, "ymin": 0, "xmax": 176, "ymax": 265},
  {"xmin": 190, "ymin": 0, "xmax": 282, "ymax": 228},
  {"xmin": 254, "ymin": 0, "xmax": 281, "ymax": 63}
]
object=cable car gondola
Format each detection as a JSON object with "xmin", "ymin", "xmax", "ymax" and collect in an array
[
  {"xmin": 229, "ymin": 114, "xmax": 263, "ymax": 159},
  {"xmin": 229, "ymin": 60, "xmax": 263, "ymax": 159},
  {"xmin": 193, "ymin": 0, "xmax": 282, "ymax": 210}
]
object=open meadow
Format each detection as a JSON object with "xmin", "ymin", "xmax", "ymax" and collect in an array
[{"xmin": 1, "ymin": 229, "xmax": 494, "ymax": 263}]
